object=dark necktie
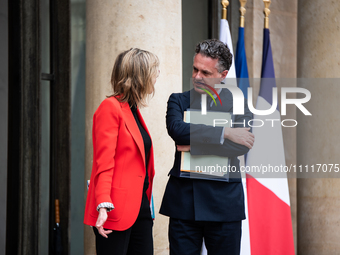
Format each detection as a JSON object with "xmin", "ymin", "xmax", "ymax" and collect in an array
[{"xmin": 207, "ymin": 96, "xmax": 214, "ymax": 110}]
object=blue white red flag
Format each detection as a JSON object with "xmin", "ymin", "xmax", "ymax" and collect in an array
[{"xmin": 246, "ymin": 28, "xmax": 295, "ymax": 255}]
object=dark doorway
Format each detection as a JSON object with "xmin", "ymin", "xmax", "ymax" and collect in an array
[{"xmin": 7, "ymin": 0, "xmax": 71, "ymax": 254}]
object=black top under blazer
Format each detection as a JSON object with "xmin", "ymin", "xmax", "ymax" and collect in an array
[{"xmin": 159, "ymin": 88, "xmax": 253, "ymax": 222}]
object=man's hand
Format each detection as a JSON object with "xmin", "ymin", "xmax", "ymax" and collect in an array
[
  {"xmin": 224, "ymin": 127, "xmax": 255, "ymax": 149},
  {"xmin": 95, "ymin": 208, "xmax": 112, "ymax": 238},
  {"xmin": 177, "ymin": 145, "xmax": 190, "ymax": 152}
]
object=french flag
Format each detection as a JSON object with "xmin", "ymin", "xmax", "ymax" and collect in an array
[
  {"xmin": 245, "ymin": 28, "xmax": 295, "ymax": 255},
  {"xmin": 235, "ymin": 22, "xmax": 251, "ymax": 255}
]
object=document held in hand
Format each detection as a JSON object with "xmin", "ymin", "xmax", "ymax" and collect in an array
[{"xmin": 180, "ymin": 110, "xmax": 232, "ymax": 181}]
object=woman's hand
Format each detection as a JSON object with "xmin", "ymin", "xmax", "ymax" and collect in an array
[
  {"xmin": 95, "ymin": 208, "xmax": 113, "ymax": 238},
  {"xmin": 177, "ymin": 145, "xmax": 190, "ymax": 151}
]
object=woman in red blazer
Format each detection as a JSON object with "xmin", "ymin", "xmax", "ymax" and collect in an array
[{"xmin": 84, "ymin": 48, "xmax": 159, "ymax": 255}]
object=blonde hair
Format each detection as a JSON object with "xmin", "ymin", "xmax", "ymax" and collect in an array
[{"xmin": 110, "ymin": 48, "xmax": 159, "ymax": 107}]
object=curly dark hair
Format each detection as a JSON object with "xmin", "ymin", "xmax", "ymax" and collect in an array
[{"xmin": 195, "ymin": 39, "xmax": 233, "ymax": 72}]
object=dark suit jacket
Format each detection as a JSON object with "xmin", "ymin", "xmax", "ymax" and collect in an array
[{"xmin": 159, "ymin": 88, "xmax": 252, "ymax": 222}]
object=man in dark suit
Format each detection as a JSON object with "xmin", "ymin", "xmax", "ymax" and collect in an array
[{"xmin": 159, "ymin": 39, "xmax": 254, "ymax": 255}]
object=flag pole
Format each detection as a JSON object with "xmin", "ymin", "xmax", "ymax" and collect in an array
[
  {"xmin": 239, "ymin": 0, "xmax": 247, "ymax": 28},
  {"xmin": 263, "ymin": 0, "xmax": 271, "ymax": 29},
  {"xmin": 221, "ymin": 0, "xmax": 229, "ymax": 20}
]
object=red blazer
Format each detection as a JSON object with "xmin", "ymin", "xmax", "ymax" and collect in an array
[{"xmin": 84, "ymin": 97, "xmax": 155, "ymax": 231}]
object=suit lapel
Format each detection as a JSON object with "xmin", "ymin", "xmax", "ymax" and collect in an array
[
  {"xmin": 210, "ymin": 88, "xmax": 233, "ymax": 112},
  {"xmin": 189, "ymin": 89, "xmax": 233, "ymax": 112},
  {"xmin": 189, "ymin": 89, "xmax": 201, "ymax": 109},
  {"xmin": 136, "ymin": 108, "xmax": 154, "ymax": 174},
  {"xmin": 121, "ymin": 102, "xmax": 146, "ymax": 166}
]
